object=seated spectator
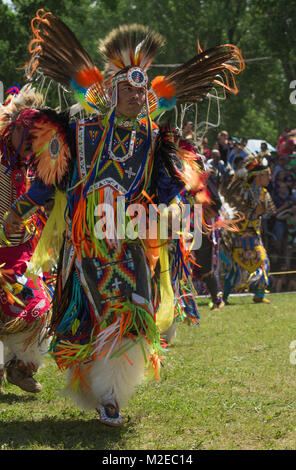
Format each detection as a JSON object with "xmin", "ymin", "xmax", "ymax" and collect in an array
[
  {"xmin": 214, "ymin": 130, "xmax": 231, "ymax": 164},
  {"xmin": 207, "ymin": 149, "xmax": 228, "ymax": 175},
  {"xmin": 273, "ymin": 178, "xmax": 291, "ymax": 207}
]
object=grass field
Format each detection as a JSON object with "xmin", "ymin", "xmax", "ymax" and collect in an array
[{"xmin": 1, "ymin": 293, "xmax": 296, "ymax": 450}]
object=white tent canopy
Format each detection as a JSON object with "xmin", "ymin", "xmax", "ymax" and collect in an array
[{"xmin": 245, "ymin": 139, "xmax": 276, "ymax": 154}]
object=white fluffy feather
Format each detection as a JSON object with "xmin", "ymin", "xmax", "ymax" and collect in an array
[
  {"xmin": 63, "ymin": 337, "xmax": 150, "ymax": 410},
  {"xmin": 219, "ymin": 194, "xmax": 238, "ymax": 221},
  {"xmin": 2, "ymin": 330, "xmax": 50, "ymax": 366}
]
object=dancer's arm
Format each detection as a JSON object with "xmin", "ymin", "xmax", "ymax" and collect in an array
[{"xmin": 4, "ymin": 179, "xmax": 55, "ymax": 234}]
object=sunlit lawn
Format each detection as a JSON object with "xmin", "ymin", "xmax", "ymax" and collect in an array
[{"xmin": 1, "ymin": 293, "xmax": 296, "ymax": 450}]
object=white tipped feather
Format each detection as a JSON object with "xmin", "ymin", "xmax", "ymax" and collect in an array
[{"xmin": 135, "ymin": 39, "xmax": 145, "ymax": 56}]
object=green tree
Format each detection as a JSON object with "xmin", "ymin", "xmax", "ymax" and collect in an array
[{"xmin": 0, "ymin": 0, "xmax": 295, "ymax": 145}]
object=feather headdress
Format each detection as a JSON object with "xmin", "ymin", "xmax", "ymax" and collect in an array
[
  {"xmin": 25, "ymin": 9, "xmax": 100, "ymax": 88},
  {"xmin": 99, "ymin": 23, "xmax": 165, "ymax": 79},
  {"xmin": 25, "ymin": 9, "xmax": 107, "ymax": 113},
  {"xmin": 166, "ymin": 42, "xmax": 244, "ymax": 103},
  {"xmin": 148, "ymin": 42, "xmax": 245, "ymax": 119},
  {"xmin": 243, "ymin": 154, "xmax": 270, "ymax": 180},
  {"xmin": 3, "ymin": 83, "xmax": 20, "ymax": 106},
  {"xmin": 23, "ymin": 10, "xmax": 244, "ymax": 117},
  {"xmin": 0, "ymin": 84, "xmax": 44, "ymax": 134}
]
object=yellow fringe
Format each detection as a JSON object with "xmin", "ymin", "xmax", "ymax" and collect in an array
[
  {"xmin": 155, "ymin": 242, "xmax": 175, "ymax": 334},
  {"xmin": 26, "ymin": 189, "xmax": 67, "ymax": 277}
]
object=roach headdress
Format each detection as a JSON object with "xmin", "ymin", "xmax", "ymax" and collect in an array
[
  {"xmin": 24, "ymin": 9, "xmax": 244, "ymax": 117},
  {"xmin": 99, "ymin": 23, "xmax": 165, "ymax": 79}
]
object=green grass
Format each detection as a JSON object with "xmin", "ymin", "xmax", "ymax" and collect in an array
[{"xmin": 1, "ymin": 293, "xmax": 296, "ymax": 450}]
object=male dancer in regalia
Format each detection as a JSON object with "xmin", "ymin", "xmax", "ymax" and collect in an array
[{"xmin": 4, "ymin": 10, "xmax": 244, "ymax": 424}]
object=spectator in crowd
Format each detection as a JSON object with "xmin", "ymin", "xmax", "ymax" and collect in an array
[
  {"xmin": 228, "ymin": 136, "xmax": 234, "ymax": 149},
  {"xmin": 198, "ymin": 135, "xmax": 211, "ymax": 159},
  {"xmin": 270, "ymin": 179, "xmax": 293, "ymax": 271},
  {"xmin": 214, "ymin": 130, "xmax": 231, "ymax": 164},
  {"xmin": 270, "ymin": 201, "xmax": 296, "ymax": 292},
  {"xmin": 284, "ymin": 173, "xmax": 294, "ymax": 195},
  {"xmin": 255, "ymin": 142, "xmax": 271, "ymax": 166},
  {"xmin": 232, "ymin": 155, "xmax": 245, "ymax": 173},
  {"xmin": 207, "ymin": 149, "xmax": 228, "ymax": 177},
  {"xmin": 182, "ymin": 121, "xmax": 195, "ymax": 141},
  {"xmin": 292, "ymin": 179, "xmax": 296, "ymax": 202},
  {"xmin": 260, "ymin": 142, "xmax": 271, "ymax": 157},
  {"xmin": 286, "ymin": 203, "xmax": 296, "ymax": 269},
  {"xmin": 240, "ymin": 137, "xmax": 248, "ymax": 149},
  {"xmin": 272, "ymin": 154, "xmax": 289, "ymax": 182},
  {"xmin": 276, "ymin": 127, "xmax": 296, "ymax": 156},
  {"xmin": 228, "ymin": 138, "xmax": 248, "ymax": 168},
  {"xmin": 194, "ymin": 126, "xmax": 296, "ymax": 295},
  {"xmin": 286, "ymin": 205, "xmax": 296, "ymax": 288}
]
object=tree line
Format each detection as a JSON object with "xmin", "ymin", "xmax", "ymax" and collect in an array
[{"xmin": 1, "ymin": 0, "xmax": 295, "ymax": 145}]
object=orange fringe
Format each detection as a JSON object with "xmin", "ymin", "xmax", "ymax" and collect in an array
[
  {"xmin": 197, "ymin": 41, "xmax": 245, "ymax": 96},
  {"xmin": 25, "ymin": 9, "xmax": 52, "ymax": 76},
  {"xmin": 201, "ymin": 208, "xmax": 245, "ymax": 234},
  {"xmin": 67, "ymin": 363, "xmax": 92, "ymax": 390}
]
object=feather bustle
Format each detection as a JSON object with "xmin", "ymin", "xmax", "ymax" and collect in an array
[
  {"xmin": 166, "ymin": 44, "xmax": 245, "ymax": 104},
  {"xmin": 25, "ymin": 10, "xmax": 98, "ymax": 89}
]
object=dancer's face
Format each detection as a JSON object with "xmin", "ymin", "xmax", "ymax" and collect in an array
[
  {"xmin": 116, "ymin": 81, "xmax": 146, "ymax": 118},
  {"xmin": 254, "ymin": 171, "xmax": 270, "ymax": 187}
]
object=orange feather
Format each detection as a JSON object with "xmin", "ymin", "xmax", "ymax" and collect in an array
[
  {"xmin": 151, "ymin": 76, "xmax": 176, "ymax": 100},
  {"xmin": 74, "ymin": 67, "xmax": 104, "ymax": 88}
]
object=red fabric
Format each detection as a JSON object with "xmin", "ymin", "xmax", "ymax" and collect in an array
[
  {"xmin": 0, "ymin": 241, "xmax": 50, "ymax": 323},
  {"xmin": 203, "ymin": 148, "xmax": 211, "ymax": 159},
  {"xmin": 277, "ymin": 136, "xmax": 295, "ymax": 155},
  {"xmin": 0, "ymin": 241, "xmax": 33, "ymax": 272}
]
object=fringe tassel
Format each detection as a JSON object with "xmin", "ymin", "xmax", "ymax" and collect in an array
[
  {"xmin": 93, "ymin": 298, "xmax": 160, "ymax": 361},
  {"xmin": 174, "ymin": 278, "xmax": 200, "ymax": 326},
  {"xmin": 155, "ymin": 243, "xmax": 175, "ymax": 334},
  {"xmin": 26, "ymin": 190, "xmax": 67, "ymax": 277},
  {"xmin": 53, "ymin": 335, "xmax": 95, "ymax": 371},
  {"xmin": 51, "ymin": 270, "xmax": 93, "ymax": 341}
]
